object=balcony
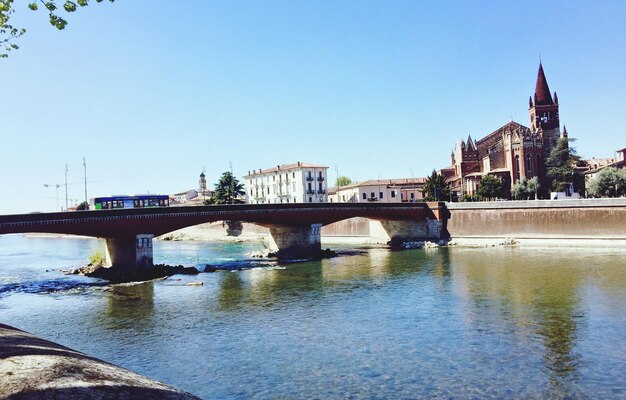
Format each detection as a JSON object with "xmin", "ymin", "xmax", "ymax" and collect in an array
[
  {"xmin": 317, "ymin": 189, "xmax": 326, "ymax": 194},
  {"xmin": 306, "ymin": 189, "xmax": 315, "ymax": 195},
  {"xmin": 317, "ymin": 176, "xmax": 324, "ymax": 182},
  {"xmin": 306, "ymin": 176, "xmax": 314, "ymax": 182}
]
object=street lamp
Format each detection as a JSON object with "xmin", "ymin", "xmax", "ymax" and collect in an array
[{"xmin": 43, "ymin": 183, "xmax": 65, "ymax": 211}]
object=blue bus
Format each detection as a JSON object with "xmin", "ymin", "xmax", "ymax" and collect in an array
[{"xmin": 91, "ymin": 195, "xmax": 169, "ymax": 210}]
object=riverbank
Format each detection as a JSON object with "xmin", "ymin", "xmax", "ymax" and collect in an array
[
  {"xmin": 0, "ymin": 324, "xmax": 200, "ymax": 399},
  {"xmin": 159, "ymin": 223, "xmax": 626, "ymax": 249}
]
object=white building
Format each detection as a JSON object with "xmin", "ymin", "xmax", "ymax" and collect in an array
[
  {"xmin": 244, "ymin": 162, "xmax": 329, "ymax": 204},
  {"xmin": 328, "ymin": 178, "xmax": 426, "ymax": 203}
]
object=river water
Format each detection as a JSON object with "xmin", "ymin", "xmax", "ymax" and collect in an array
[{"xmin": 0, "ymin": 234, "xmax": 625, "ymax": 399}]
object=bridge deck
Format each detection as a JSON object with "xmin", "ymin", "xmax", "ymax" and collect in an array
[{"xmin": 0, "ymin": 203, "xmax": 441, "ymax": 239}]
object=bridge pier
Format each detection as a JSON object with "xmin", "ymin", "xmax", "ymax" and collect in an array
[
  {"xmin": 268, "ymin": 224, "xmax": 322, "ymax": 259},
  {"xmin": 104, "ymin": 234, "xmax": 154, "ymax": 269},
  {"xmin": 372, "ymin": 219, "xmax": 445, "ymax": 246}
]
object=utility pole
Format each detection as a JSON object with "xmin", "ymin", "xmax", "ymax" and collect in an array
[
  {"xmin": 83, "ymin": 157, "xmax": 88, "ymax": 209},
  {"xmin": 229, "ymin": 161, "xmax": 234, "ymax": 204},
  {"xmin": 64, "ymin": 164, "xmax": 69, "ymax": 211}
]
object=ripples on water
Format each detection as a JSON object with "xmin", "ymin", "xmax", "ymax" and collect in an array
[{"xmin": 1, "ymin": 234, "xmax": 625, "ymax": 399}]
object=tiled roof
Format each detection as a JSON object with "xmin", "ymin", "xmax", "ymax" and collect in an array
[
  {"xmin": 335, "ymin": 178, "xmax": 426, "ymax": 191},
  {"xmin": 245, "ymin": 162, "xmax": 328, "ymax": 177}
]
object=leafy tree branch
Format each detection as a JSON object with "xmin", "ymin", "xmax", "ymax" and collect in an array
[{"xmin": 1, "ymin": 0, "xmax": 114, "ymax": 57}]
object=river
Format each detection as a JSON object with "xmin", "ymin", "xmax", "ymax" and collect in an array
[{"xmin": 1, "ymin": 234, "xmax": 625, "ymax": 399}]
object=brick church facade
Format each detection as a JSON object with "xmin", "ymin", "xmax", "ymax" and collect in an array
[{"xmin": 441, "ymin": 63, "xmax": 568, "ymax": 198}]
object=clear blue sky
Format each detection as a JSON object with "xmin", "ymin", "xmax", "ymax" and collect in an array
[{"xmin": 1, "ymin": 1, "xmax": 625, "ymax": 214}]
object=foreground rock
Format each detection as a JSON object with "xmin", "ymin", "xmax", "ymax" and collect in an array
[
  {"xmin": 0, "ymin": 324, "xmax": 200, "ymax": 400},
  {"xmin": 70, "ymin": 264, "xmax": 199, "ymax": 284}
]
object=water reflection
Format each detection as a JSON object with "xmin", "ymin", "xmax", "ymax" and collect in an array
[
  {"xmin": 217, "ymin": 272, "xmax": 246, "ymax": 310},
  {"xmin": 213, "ymin": 248, "xmax": 453, "ymax": 311},
  {"xmin": 99, "ymin": 282, "xmax": 155, "ymax": 330},
  {"xmin": 451, "ymin": 248, "xmax": 584, "ymax": 396}
]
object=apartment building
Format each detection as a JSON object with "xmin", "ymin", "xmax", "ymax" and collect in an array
[{"xmin": 244, "ymin": 162, "xmax": 329, "ymax": 204}]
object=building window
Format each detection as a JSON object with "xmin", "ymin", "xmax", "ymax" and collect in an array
[
  {"xmin": 370, "ymin": 192, "xmax": 375, "ymax": 199},
  {"xmin": 362, "ymin": 193, "xmax": 367, "ymax": 200},
  {"xmin": 515, "ymin": 155, "xmax": 521, "ymax": 181},
  {"xmin": 309, "ymin": 197, "xmax": 312, "ymax": 203},
  {"xmin": 410, "ymin": 193, "xmax": 415, "ymax": 200},
  {"xmin": 391, "ymin": 190, "xmax": 396, "ymax": 198},
  {"xmin": 525, "ymin": 154, "xmax": 532, "ymax": 177},
  {"xmin": 318, "ymin": 182, "xmax": 323, "ymax": 192},
  {"xmin": 308, "ymin": 182, "xmax": 312, "ymax": 191},
  {"xmin": 379, "ymin": 192, "xmax": 383, "ymax": 199}
]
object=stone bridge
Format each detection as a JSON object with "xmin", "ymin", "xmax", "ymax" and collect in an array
[{"xmin": 0, "ymin": 203, "xmax": 448, "ymax": 268}]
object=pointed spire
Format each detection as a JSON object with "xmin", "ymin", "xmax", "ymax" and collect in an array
[
  {"xmin": 562, "ymin": 125, "xmax": 568, "ymax": 137},
  {"xmin": 534, "ymin": 62, "xmax": 554, "ymax": 105},
  {"xmin": 554, "ymin": 91, "xmax": 558, "ymax": 104},
  {"xmin": 529, "ymin": 96, "xmax": 533, "ymax": 108},
  {"xmin": 466, "ymin": 135, "xmax": 477, "ymax": 151}
]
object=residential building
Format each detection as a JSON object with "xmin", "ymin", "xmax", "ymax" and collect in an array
[
  {"xmin": 583, "ymin": 147, "xmax": 626, "ymax": 184},
  {"xmin": 244, "ymin": 162, "xmax": 329, "ymax": 204},
  {"xmin": 443, "ymin": 63, "xmax": 569, "ymax": 198},
  {"xmin": 329, "ymin": 178, "xmax": 425, "ymax": 203}
]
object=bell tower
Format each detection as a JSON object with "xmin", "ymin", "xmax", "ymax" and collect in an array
[
  {"xmin": 529, "ymin": 62, "xmax": 562, "ymax": 156},
  {"xmin": 199, "ymin": 171, "xmax": 207, "ymax": 192}
]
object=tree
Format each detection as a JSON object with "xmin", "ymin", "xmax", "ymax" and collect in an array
[
  {"xmin": 76, "ymin": 200, "xmax": 89, "ymax": 210},
  {"xmin": 213, "ymin": 171, "xmax": 245, "ymax": 205},
  {"xmin": 511, "ymin": 177, "xmax": 540, "ymax": 200},
  {"xmin": 422, "ymin": 169, "xmax": 450, "ymax": 201},
  {"xmin": 546, "ymin": 138, "xmax": 581, "ymax": 193},
  {"xmin": 586, "ymin": 167, "xmax": 626, "ymax": 198},
  {"xmin": 335, "ymin": 176, "xmax": 352, "ymax": 187},
  {"xmin": 1, "ymin": 0, "xmax": 114, "ymax": 58},
  {"xmin": 477, "ymin": 175, "xmax": 503, "ymax": 200}
]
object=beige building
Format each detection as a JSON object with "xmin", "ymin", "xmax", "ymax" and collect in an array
[
  {"xmin": 244, "ymin": 162, "xmax": 329, "ymax": 204},
  {"xmin": 583, "ymin": 147, "xmax": 626, "ymax": 185},
  {"xmin": 329, "ymin": 178, "xmax": 425, "ymax": 203}
]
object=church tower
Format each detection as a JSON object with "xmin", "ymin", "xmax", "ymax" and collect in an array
[
  {"xmin": 528, "ymin": 62, "xmax": 562, "ymax": 158},
  {"xmin": 199, "ymin": 171, "xmax": 207, "ymax": 192}
]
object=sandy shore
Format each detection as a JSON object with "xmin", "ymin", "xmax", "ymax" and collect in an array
[{"xmin": 159, "ymin": 223, "xmax": 626, "ymax": 249}]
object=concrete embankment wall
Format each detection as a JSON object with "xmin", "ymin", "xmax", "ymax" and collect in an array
[
  {"xmin": 446, "ymin": 199, "xmax": 626, "ymax": 239},
  {"xmin": 0, "ymin": 324, "xmax": 200, "ymax": 399},
  {"xmin": 321, "ymin": 217, "xmax": 371, "ymax": 236}
]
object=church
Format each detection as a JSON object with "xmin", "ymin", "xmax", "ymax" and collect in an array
[{"xmin": 441, "ymin": 63, "xmax": 568, "ymax": 199}]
